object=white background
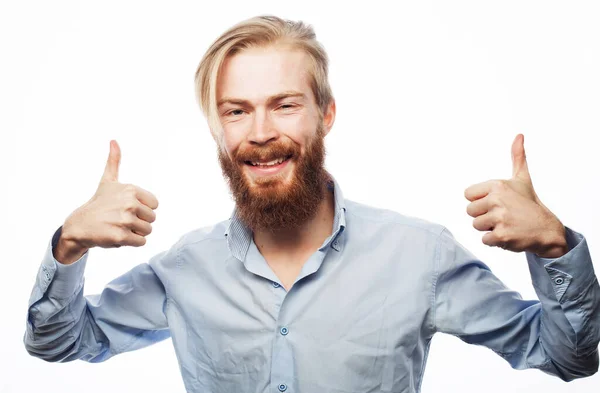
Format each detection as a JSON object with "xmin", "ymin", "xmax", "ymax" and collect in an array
[{"xmin": 1, "ymin": 0, "xmax": 599, "ymax": 392}]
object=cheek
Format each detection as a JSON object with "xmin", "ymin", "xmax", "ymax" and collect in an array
[
  {"xmin": 273, "ymin": 116, "xmax": 317, "ymax": 147},
  {"xmin": 221, "ymin": 128, "xmax": 246, "ymax": 158}
]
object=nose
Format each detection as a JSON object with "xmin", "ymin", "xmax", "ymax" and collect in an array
[{"xmin": 248, "ymin": 110, "xmax": 279, "ymax": 145}]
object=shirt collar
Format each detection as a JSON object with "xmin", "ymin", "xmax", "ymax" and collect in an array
[{"xmin": 224, "ymin": 173, "xmax": 347, "ymax": 262}]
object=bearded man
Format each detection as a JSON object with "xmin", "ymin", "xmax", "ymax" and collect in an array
[{"xmin": 24, "ymin": 15, "xmax": 600, "ymax": 393}]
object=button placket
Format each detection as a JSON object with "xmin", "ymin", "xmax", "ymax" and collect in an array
[
  {"xmin": 41, "ymin": 265, "xmax": 51, "ymax": 282},
  {"xmin": 331, "ymin": 237, "xmax": 341, "ymax": 251},
  {"xmin": 271, "ymin": 285, "xmax": 293, "ymax": 393}
]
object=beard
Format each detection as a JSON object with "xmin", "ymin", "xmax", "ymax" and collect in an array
[{"xmin": 218, "ymin": 125, "xmax": 328, "ymax": 233}]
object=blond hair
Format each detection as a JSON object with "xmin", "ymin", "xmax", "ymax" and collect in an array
[{"xmin": 194, "ymin": 15, "xmax": 334, "ymax": 148}]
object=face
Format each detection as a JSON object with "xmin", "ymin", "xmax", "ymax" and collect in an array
[{"xmin": 216, "ymin": 45, "xmax": 335, "ymax": 232}]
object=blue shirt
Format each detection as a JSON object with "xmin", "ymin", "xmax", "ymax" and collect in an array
[{"xmin": 24, "ymin": 177, "xmax": 600, "ymax": 392}]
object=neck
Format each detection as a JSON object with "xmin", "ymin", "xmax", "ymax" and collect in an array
[{"xmin": 252, "ymin": 183, "xmax": 335, "ymax": 257}]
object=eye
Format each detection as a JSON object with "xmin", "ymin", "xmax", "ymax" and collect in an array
[
  {"xmin": 278, "ymin": 103, "xmax": 296, "ymax": 110},
  {"xmin": 226, "ymin": 109, "xmax": 245, "ymax": 116}
]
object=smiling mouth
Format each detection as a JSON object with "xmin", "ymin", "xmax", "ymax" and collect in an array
[{"xmin": 244, "ymin": 155, "xmax": 292, "ymax": 167}]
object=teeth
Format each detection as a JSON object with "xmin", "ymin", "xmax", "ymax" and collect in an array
[{"xmin": 251, "ymin": 157, "xmax": 286, "ymax": 166}]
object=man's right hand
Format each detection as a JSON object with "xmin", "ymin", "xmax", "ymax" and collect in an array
[{"xmin": 54, "ymin": 140, "xmax": 159, "ymax": 265}]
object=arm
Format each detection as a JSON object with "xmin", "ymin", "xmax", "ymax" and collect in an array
[
  {"xmin": 434, "ymin": 226, "xmax": 600, "ymax": 381},
  {"xmin": 24, "ymin": 226, "xmax": 172, "ymax": 363}
]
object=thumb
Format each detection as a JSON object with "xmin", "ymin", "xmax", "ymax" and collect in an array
[
  {"xmin": 511, "ymin": 133, "xmax": 531, "ymax": 182},
  {"xmin": 101, "ymin": 140, "xmax": 121, "ymax": 183}
]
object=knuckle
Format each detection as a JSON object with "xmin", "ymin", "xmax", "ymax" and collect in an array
[
  {"xmin": 492, "ymin": 180, "xmax": 508, "ymax": 192},
  {"xmin": 494, "ymin": 227, "xmax": 508, "ymax": 243},
  {"xmin": 114, "ymin": 230, "xmax": 129, "ymax": 245},
  {"xmin": 120, "ymin": 212, "xmax": 135, "ymax": 226},
  {"xmin": 497, "ymin": 209, "xmax": 509, "ymax": 223},
  {"xmin": 123, "ymin": 185, "xmax": 138, "ymax": 199},
  {"xmin": 123, "ymin": 198, "xmax": 138, "ymax": 212}
]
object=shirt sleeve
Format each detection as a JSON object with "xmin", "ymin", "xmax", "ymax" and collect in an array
[
  {"xmin": 433, "ymin": 226, "xmax": 600, "ymax": 381},
  {"xmin": 23, "ymin": 226, "xmax": 172, "ymax": 363}
]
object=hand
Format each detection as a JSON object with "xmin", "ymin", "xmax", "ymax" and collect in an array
[
  {"xmin": 59, "ymin": 140, "xmax": 159, "ymax": 259},
  {"xmin": 464, "ymin": 134, "xmax": 568, "ymax": 258}
]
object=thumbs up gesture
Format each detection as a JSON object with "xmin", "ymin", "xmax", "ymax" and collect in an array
[
  {"xmin": 56, "ymin": 141, "xmax": 159, "ymax": 264},
  {"xmin": 464, "ymin": 134, "xmax": 568, "ymax": 258}
]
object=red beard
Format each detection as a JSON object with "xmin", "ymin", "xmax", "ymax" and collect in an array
[{"xmin": 218, "ymin": 126, "xmax": 328, "ymax": 233}]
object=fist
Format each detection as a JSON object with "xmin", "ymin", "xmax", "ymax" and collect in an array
[
  {"xmin": 62, "ymin": 140, "xmax": 159, "ymax": 249},
  {"xmin": 464, "ymin": 134, "xmax": 567, "ymax": 257}
]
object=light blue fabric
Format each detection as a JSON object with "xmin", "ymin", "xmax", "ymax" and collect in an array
[{"xmin": 24, "ymin": 176, "xmax": 600, "ymax": 392}]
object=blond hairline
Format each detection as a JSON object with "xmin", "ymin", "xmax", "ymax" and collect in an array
[{"xmin": 194, "ymin": 16, "xmax": 333, "ymax": 149}]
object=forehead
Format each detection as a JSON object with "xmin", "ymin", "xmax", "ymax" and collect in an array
[{"xmin": 217, "ymin": 45, "xmax": 314, "ymax": 103}]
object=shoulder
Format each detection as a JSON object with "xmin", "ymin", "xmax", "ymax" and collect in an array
[
  {"xmin": 344, "ymin": 199, "xmax": 447, "ymax": 240},
  {"xmin": 177, "ymin": 219, "xmax": 230, "ymax": 247},
  {"xmin": 147, "ymin": 219, "xmax": 231, "ymax": 292},
  {"xmin": 150, "ymin": 219, "xmax": 230, "ymax": 268}
]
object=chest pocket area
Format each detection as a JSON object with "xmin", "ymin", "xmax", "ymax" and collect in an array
[
  {"xmin": 293, "ymin": 293, "xmax": 392, "ymax": 392},
  {"xmin": 186, "ymin": 320, "xmax": 272, "ymax": 377}
]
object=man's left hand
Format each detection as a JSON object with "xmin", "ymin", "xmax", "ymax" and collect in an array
[{"xmin": 464, "ymin": 134, "xmax": 568, "ymax": 258}]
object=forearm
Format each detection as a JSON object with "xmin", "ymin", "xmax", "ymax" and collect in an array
[
  {"xmin": 534, "ymin": 284, "xmax": 600, "ymax": 381},
  {"xmin": 24, "ymin": 228, "xmax": 108, "ymax": 362},
  {"xmin": 435, "ymin": 226, "xmax": 600, "ymax": 381},
  {"xmin": 25, "ymin": 284, "xmax": 110, "ymax": 362},
  {"xmin": 24, "ymin": 227, "xmax": 172, "ymax": 363},
  {"xmin": 525, "ymin": 226, "xmax": 600, "ymax": 380}
]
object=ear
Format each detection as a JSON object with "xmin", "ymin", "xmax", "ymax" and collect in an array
[{"xmin": 322, "ymin": 100, "xmax": 336, "ymax": 136}]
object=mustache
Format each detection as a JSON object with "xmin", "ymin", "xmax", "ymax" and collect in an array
[{"xmin": 233, "ymin": 142, "xmax": 299, "ymax": 163}]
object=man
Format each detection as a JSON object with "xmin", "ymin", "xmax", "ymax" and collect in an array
[{"xmin": 24, "ymin": 15, "xmax": 599, "ymax": 393}]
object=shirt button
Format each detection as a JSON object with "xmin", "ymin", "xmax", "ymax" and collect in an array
[
  {"xmin": 280, "ymin": 327, "xmax": 289, "ymax": 336},
  {"xmin": 272, "ymin": 282, "xmax": 281, "ymax": 288},
  {"xmin": 554, "ymin": 277, "xmax": 565, "ymax": 285},
  {"xmin": 278, "ymin": 384, "xmax": 288, "ymax": 392}
]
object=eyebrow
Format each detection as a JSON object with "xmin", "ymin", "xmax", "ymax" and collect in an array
[{"xmin": 217, "ymin": 91, "xmax": 306, "ymax": 108}]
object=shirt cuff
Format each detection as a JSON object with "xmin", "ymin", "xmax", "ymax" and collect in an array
[
  {"xmin": 38, "ymin": 226, "xmax": 89, "ymax": 301},
  {"xmin": 526, "ymin": 226, "xmax": 595, "ymax": 303}
]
